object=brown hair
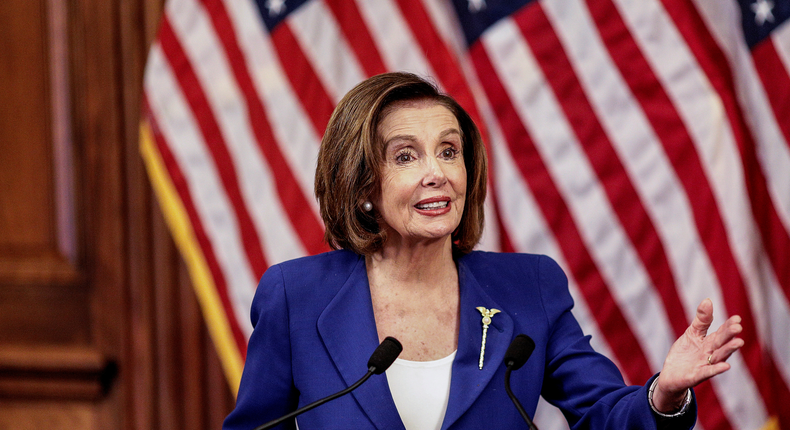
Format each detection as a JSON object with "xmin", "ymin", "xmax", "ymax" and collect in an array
[{"xmin": 314, "ymin": 72, "xmax": 487, "ymax": 255}]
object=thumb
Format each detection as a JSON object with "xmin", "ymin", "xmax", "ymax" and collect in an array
[{"xmin": 690, "ymin": 298, "xmax": 714, "ymax": 337}]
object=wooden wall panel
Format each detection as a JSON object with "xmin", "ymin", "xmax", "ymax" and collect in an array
[
  {"xmin": 0, "ymin": 0, "xmax": 54, "ymax": 256},
  {"xmin": 0, "ymin": 0, "xmax": 86, "ymax": 347},
  {"xmin": 0, "ymin": 0, "xmax": 235, "ymax": 427},
  {"xmin": 0, "ymin": 401, "xmax": 95, "ymax": 430}
]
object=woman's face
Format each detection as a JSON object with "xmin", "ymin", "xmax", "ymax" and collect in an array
[{"xmin": 374, "ymin": 100, "xmax": 467, "ymax": 247}]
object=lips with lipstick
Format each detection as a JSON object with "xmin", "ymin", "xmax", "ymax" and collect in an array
[{"xmin": 414, "ymin": 197, "xmax": 452, "ymax": 214}]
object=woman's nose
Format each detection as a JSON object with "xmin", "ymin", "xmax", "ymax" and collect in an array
[{"xmin": 421, "ymin": 157, "xmax": 447, "ymax": 187}]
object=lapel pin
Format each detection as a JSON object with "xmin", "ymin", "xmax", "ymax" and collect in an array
[{"xmin": 476, "ymin": 306, "xmax": 501, "ymax": 369}]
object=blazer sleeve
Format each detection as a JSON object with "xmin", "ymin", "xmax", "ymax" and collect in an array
[
  {"xmin": 535, "ymin": 255, "xmax": 697, "ymax": 429},
  {"xmin": 223, "ymin": 264, "xmax": 299, "ymax": 430}
]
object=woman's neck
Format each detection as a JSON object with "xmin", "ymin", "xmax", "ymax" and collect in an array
[
  {"xmin": 366, "ymin": 237, "xmax": 457, "ymax": 290},
  {"xmin": 365, "ymin": 236, "xmax": 461, "ymax": 360}
]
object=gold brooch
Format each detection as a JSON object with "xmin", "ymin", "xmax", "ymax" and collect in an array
[{"xmin": 476, "ymin": 306, "xmax": 501, "ymax": 369}]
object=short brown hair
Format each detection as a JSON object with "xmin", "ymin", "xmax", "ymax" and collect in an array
[{"xmin": 314, "ymin": 72, "xmax": 487, "ymax": 255}]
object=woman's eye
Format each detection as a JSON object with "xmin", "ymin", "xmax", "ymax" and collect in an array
[
  {"xmin": 441, "ymin": 148, "xmax": 458, "ymax": 159},
  {"xmin": 395, "ymin": 153, "xmax": 414, "ymax": 163}
]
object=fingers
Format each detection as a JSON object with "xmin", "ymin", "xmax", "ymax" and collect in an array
[
  {"xmin": 708, "ymin": 322, "xmax": 744, "ymax": 364},
  {"xmin": 708, "ymin": 315, "xmax": 743, "ymax": 351},
  {"xmin": 702, "ymin": 315, "xmax": 744, "ymax": 386},
  {"xmin": 697, "ymin": 336, "xmax": 741, "ymax": 384},
  {"xmin": 715, "ymin": 337, "xmax": 745, "ymax": 363},
  {"xmin": 662, "ymin": 301, "xmax": 745, "ymax": 390},
  {"xmin": 700, "ymin": 361, "xmax": 732, "ymax": 383}
]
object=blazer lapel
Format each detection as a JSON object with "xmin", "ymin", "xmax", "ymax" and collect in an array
[
  {"xmin": 317, "ymin": 257, "xmax": 405, "ymax": 430},
  {"xmin": 442, "ymin": 259, "xmax": 514, "ymax": 430}
]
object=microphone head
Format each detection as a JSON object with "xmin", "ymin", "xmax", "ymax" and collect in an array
[
  {"xmin": 504, "ymin": 334, "xmax": 535, "ymax": 371},
  {"xmin": 367, "ymin": 337, "xmax": 403, "ymax": 374}
]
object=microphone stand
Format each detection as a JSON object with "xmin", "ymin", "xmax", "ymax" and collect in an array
[
  {"xmin": 504, "ymin": 366, "xmax": 539, "ymax": 430},
  {"xmin": 253, "ymin": 367, "xmax": 376, "ymax": 430},
  {"xmin": 252, "ymin": 336, "xmax": 402, "ymax": 430}
]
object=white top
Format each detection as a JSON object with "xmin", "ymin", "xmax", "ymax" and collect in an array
[{"xmin": 386, "ymin": 351, "xmax": 456, "ymax": 430}]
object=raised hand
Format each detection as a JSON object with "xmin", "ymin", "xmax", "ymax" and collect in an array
[{"xmin": 651, "ymin": 298, "xmax": 744, "ymax": 413}]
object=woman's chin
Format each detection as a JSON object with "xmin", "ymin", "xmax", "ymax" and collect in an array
[
  {"xmin": 399, "ymin": 229, "xmax": 456, "ymax": 246},
  {"xmin": 382, "ymin": 219, "xmax": 461, "ymax": 248}
]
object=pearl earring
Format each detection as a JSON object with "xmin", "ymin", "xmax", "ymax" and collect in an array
[{"xmin": 362, "ymin": 201, "xmax": 373, "ymax": 212}]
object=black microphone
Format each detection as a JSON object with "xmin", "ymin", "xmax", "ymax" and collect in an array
[
  {"xmin": 253, "ymin": 337, "xmax": 403, "ymax": 430},
  {"xmin": 504, "ymin": 334, "xmax": 538, "ymax": 430}
]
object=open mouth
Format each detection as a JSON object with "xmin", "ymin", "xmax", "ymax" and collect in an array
[{"xmin": 415, "ymin": 201, "xmax": 449, "ymax": 210}]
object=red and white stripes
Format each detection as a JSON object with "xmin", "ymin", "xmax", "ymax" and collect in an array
[{"xmin": 141, "ymin": 0, "xmax": 790, "ymax": 428}]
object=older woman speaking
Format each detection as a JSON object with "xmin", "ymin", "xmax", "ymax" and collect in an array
[{"xmin": 223, "ymin": 72, "xmax": 743, "ymax": 430}]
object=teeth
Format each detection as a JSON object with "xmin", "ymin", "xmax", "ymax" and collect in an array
[{"xmin": 416, "ymin": 201, "xmax": 448, "ymax": 209}]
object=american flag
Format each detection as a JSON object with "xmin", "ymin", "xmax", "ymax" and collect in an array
[{"xmin": 139, "ymin": 0, "xmax": 790, "ymax": 428}]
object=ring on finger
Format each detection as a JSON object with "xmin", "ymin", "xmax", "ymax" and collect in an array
[{"xmin": 707, "ymin": 354, "xmax": 713, "ymax": 365}]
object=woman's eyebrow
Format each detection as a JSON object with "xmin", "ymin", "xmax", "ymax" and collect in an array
[
  {"xmin": 439, "ymin": 128, "xmax": 462, "ymax": 140},
  {"xmin": 385, "ymin": 128, "xmax": 461, "ymax": 145},
  {"xmin": 382, "ymin": 134, "xmax": 417, "ymax": 153}
]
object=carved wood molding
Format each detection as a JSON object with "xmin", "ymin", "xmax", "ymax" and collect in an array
[
  {"xmin": 0, "ymin": 346, "xmax": 116, "ymax": 401},
  {"xmin": 0, "ymin": 254, "xmax": 82, "ymax": 288}
]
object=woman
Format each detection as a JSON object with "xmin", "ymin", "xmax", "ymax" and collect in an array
[{"xmin": 223, "ymin": 72, "xmax": 743, "ymax": 429}]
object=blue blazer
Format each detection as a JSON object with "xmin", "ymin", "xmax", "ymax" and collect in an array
[{"xmin": 224, "ymin": 250, "xmax": 696, "ymax": 429}]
